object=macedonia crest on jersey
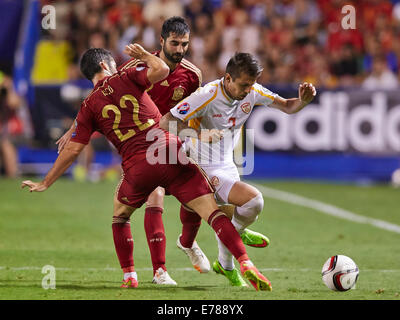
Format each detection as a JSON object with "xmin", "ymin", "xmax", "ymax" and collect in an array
[{"xmin": 240, "ymin": 102, "xmax": 251, "ymax": 114}]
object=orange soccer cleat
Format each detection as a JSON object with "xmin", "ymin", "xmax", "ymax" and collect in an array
[
  {"xmin": 121, "ymin": 277, "xmax": 138, "ymax": 288},
  {"xmin": 240, "ymin": 261, "xmax": 272, "ymax": 291}
]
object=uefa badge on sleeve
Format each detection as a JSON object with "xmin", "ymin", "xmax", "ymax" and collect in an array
[{"xmin": 177, "ymin": 102, "xmax": 190, "ymax": 115}]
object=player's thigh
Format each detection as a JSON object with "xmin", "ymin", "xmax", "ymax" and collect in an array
[
  {"xmin": 185, "ymin": 193, "xmax": 219, "ymax": 221},
  {"xmin": 167, "ymin": 160, "xmax": 214, "ymax": 203},
  {"xmin": 145, "ymin": 186, "xmax": 165, "ymax": 208},
  {"xmin": 203, "ymin": 165, "xmax": 240, "ymax": 204},
  {"xmin": 166, "ymin": 161, "xmax": 216, "ymax": 219},
  {"xmin": 227, "ymin": 181, "xmax": 260, "ymax": 207},
  {"xmin": 114, "ymin": 173, "xmax": 152, "ymax": 216},
  {"xmin": 113, "ymin": 192, "xmax": 136, "ymax": 218}
]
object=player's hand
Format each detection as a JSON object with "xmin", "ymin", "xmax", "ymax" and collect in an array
[
  {"xmin": 124, "ymin": 43, "xmax": 150, "ymax": 61},
  {"xmin": 298, "ymin": 82, "xmax": 316, "ymax": 105},
  {"xmin": 199, "ymin": 129, "xmax": 225, "ymax": 143},
  {"xmin": 56, "ymin": 130, "xmax": 73, "ymax": 154},
  {"xmin": 21, "ymin": 180, "xmax": 48, "ymax": 192}
]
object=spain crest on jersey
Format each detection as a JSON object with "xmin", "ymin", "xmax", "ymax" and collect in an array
[{"xmin": 172, "ymin": 86, "xmax": 185, "ymax": 101}]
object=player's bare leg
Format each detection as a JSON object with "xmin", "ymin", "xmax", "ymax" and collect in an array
[
  {"xmin": 185, "ymin": 193, "xmax": 272, "ymax": 291},
  {"xmin": 145, "ymin": 186, "xmax": 177, "ymax": 285},
  {"xmin": 214, "ymin": 182, "xmax": 270, "ymax": 287},
  {"xmin": 112, "ymin": 194, "xmax": 138, "ymax": 288},
  {"xmin": 228, "ymin": 182, "xmax": 270, "ymax": 247},
  {"xmin": 219, "ymin": 204, "xmax": 235, "ymax": 219}
]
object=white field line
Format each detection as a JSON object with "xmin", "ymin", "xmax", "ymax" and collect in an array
[
  {"xmin": 0, "ymin": 266, "xmax": 399, "ymax": 273},
  {"xmin": 250, "ymin": 183, "xmax": 400, "ymax": 235}
]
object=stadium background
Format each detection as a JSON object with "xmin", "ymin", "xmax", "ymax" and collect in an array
[
  {"xmin": 1, "ymin": 0, "xmax": 400, "ymax": 183},
  {"xmin": 1, "ymin": 0, "xmax": 400, "ymax": 302}
]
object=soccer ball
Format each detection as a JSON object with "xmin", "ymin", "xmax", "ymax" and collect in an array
[
  {"xmin": 391, "ymin": 168, "xmax": 400, "ymax": 188},
  {"xmin": 321, "ymin": 255, "xmax": 359, "ymax": 291}
]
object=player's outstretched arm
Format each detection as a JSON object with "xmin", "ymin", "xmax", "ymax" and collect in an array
[
  {"xmin": 270, "ymin": 82, "xmax": 316, "ymax": 114},
  {"xmin": 124, "ymin": 43, "xmax": 169, "ymax": 84},
  {"xmin": 55, "ymin": 123, "xmax": 75, "ymax": 154},
  {"xmin": 21, "ymin": 141, "xmax": 86, "ymax": 192}
]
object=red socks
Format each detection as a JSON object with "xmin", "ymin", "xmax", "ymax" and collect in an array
[
  {"xmin": 207, "ymin": 210, "xmax": 249, "ymax": 262},
  {"xmin": 179, "ymin": 205, "xmax": 202, "ymax": 248},
  {"xmin": 144, "ymin": 207, "xmax": 166, "ymax": 274},
  {"xmin": 112, "ymin": 209, "xmax": 248, "ymax": 276},
  {"xmin": 112, "ymin": 216, "xmax": 134, "ymax": 270}
]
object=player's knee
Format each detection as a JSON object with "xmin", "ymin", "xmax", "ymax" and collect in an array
[
  {"xmin": 153, "ymin": 187, "xmax": 165, "ymax": 198},
  {"xmin": 114, "ymin": 207, "xmax": 134, "ymax": 219},
  {"xmin": 113, "ymin": 198, "xmax": 135, "ymax": 218},
  {"xmin": 237, "ymin": 192, "xmax": 264, "ymax": 218},
  {"xmin": 250, "ymin": 192, "xmax": 264, "ymax": 214},
  {"xmin": 146, "ymin": 187, "xmax": 165, "ymax": 207}
]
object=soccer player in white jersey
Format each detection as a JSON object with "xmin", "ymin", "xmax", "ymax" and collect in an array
[{"xmin": 160, "ymin": 52, "xmax": 316, "ymax": 286}]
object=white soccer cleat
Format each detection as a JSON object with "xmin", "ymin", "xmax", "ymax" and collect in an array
[
  {"xmin": 176, "ymin": 235, "xmax": 210, "ymax": 273},
  {"xmin": 152, "ymin": 267, "xmax": 177, "ymax": 285}
]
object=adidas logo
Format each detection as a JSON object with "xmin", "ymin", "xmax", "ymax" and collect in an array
[{"xmin": 160, "ymin": 80, "xmax": 169, "ymax": 86}]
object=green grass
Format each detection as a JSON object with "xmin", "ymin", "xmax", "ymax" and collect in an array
[{"xmin": 0, "ymin": 178, "xmax": 399, "ymax": 300}]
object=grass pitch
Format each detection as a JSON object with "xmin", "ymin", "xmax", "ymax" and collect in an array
[{"xmin": 0, "ymin": 177, "xmax": 399, "ymax": 300}]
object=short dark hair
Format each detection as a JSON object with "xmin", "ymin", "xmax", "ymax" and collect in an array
[
  {"xmin": 225, "ymin": 52, "xmax": 264, "ymax": 80},
  {"xmin": 80, "ymin": 48, "xmax": 114, "ymax": 80},
  {"xmin": 161, "ymin": 16, "xmax": 190, "ymax": 39}
]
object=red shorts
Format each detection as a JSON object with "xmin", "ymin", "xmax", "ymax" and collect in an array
[{"xmin": 116, "ymin": 154, "xmax": 214, "ymax": 208}]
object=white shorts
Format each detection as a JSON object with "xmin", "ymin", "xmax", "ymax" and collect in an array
[{"xmin": 201, "ymin": 162, "xmax": 240, "ymax": 205}]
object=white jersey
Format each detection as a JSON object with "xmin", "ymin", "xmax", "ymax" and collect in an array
[{"xmin": 170, "ymin": 78, "xmax": 279, "ymax": 165}]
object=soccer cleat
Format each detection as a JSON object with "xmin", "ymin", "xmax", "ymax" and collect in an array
[
  {"xmin": 212, "ymin": 260, "xmax": 248, "ymax": 287},
  {"xmin": 240, "ymin": 229, "xmax": 270, "ymax": 248},
  {"xmin": 121, "ymin": 277, "xmax": 138, "ymax": 288},
  {"xmin": 176, "ymin": 235, "xmax": 210, "ymax": 273},
  {"xmin": 152, "ymin": 267, "xmax": 177, "ymax": 285},
  {"xmin": 240, "ymin": 261, "xmax": 272, "ymax": 291}
]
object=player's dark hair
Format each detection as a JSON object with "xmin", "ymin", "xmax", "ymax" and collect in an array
[
  {"xmin": 80, "ymin": 48, "xmax": 114, "ymax": 80},
  {"xmin": 161, "ymin": 16, "xmax": 190, "ymax": 39},
  {"xmin": 225, "ymin": 52, "xmax": 264, "ymax": 80}
]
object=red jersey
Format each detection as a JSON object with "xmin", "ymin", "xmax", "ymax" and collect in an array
[
  {"xmin": 71, "ymin": 66, "xmax": 172, "ymax": 170},
  {"xmin": 118, "ymin": 53, "xmax": 202, "ymax": 115}
]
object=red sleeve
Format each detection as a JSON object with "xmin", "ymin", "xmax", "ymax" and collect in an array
[
  {"xmin": 188, "ymin": 69, "xmax": 202, "ymax": 95},
  {"xmin": 126, "ymin": 66, "xmax": 151, "ymax": 89},
  {"xmin": 70, "ymin": 101, "xmax": 95, "ymax": 145}
]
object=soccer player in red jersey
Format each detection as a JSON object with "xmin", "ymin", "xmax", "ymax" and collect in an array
[
  {"xmin": 56, "ymin": 17, "xmax": 205, "ymax": 284},
  {"xmin": 118, "ymin": 17, "xmax": 208, "ymax": 284},
  {"xmin": 21, "ymin": 45, "xmax": 272, "ymax": 291}
]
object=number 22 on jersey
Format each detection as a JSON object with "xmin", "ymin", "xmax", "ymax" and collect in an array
[{"xmin": 102, "ymin": 94, "xmax": 155, "ymax": 142}]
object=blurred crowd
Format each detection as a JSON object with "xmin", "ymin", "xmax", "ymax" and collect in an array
[
  {"xmin": 2, "ymin": 0, "xmax": 400, "ymax": 177},
  {"xmin": 34, "ymin": 0, "xmax": 400, "ymax": 89}
]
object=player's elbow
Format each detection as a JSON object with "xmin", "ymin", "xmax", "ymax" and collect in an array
[
  {"xmin": 148, "ymin": 64, "xmax": 170, "ymax": 84},
  {"xmin": 63, "ymin": 141, "xmax": 85, "ymax": 157},
  {"xmin": 159, "ymin": 64, "xmax": 170, "ymax": 80},
  {"xmin": 281, "ymin": 100, "xmax": 298, "ymax": 114},
  {"xmin": 159, "ymin": 112, "xmax": 171, "ymax": 131},
  {"xmin": 283, "ymin": 107, "xmax": 296, "ymax": 115}
]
